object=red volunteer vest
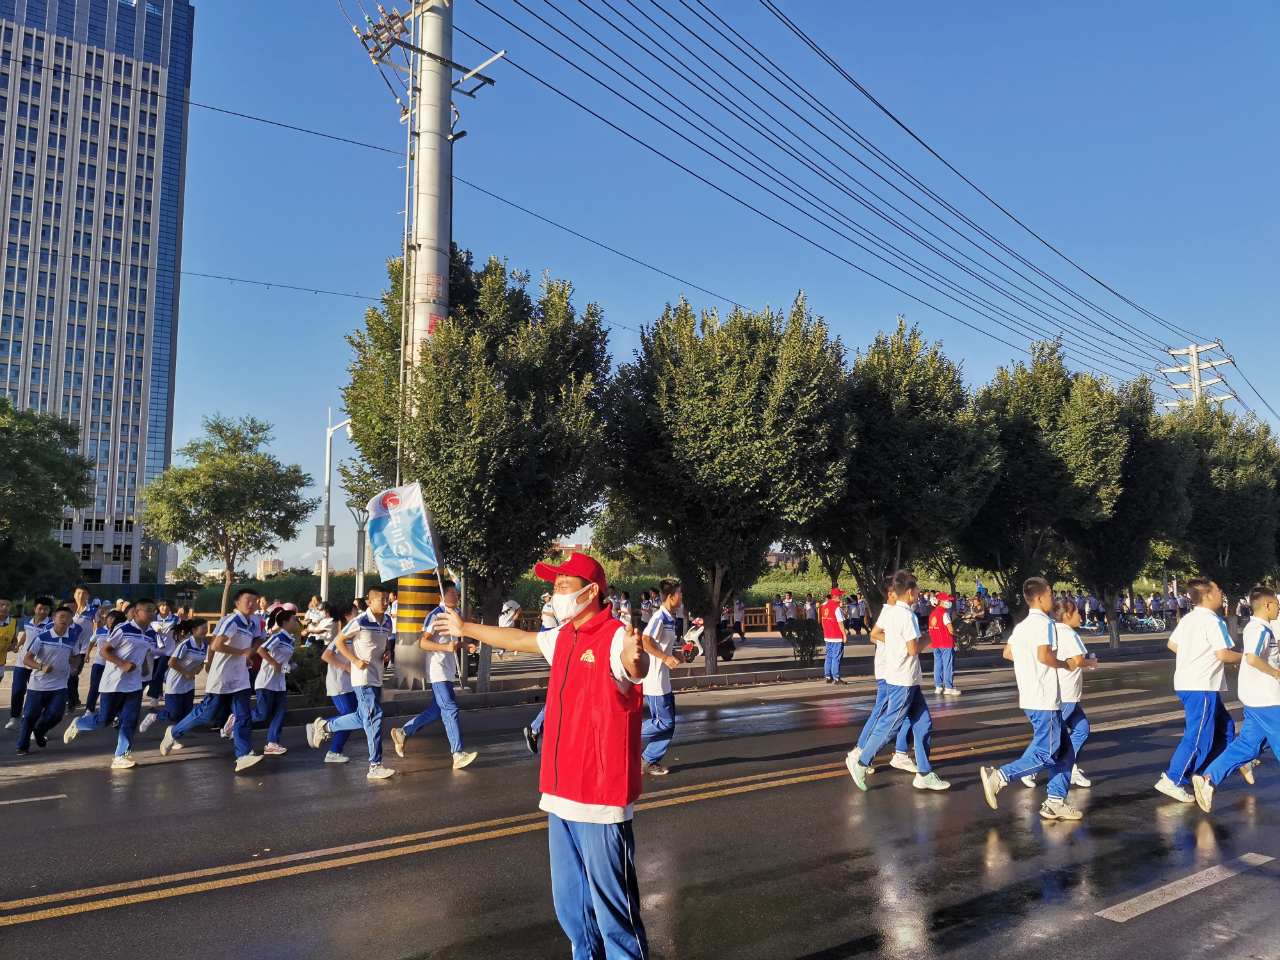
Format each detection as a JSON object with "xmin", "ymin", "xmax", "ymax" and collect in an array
[
  {"xmin": 539, "ymin": 606, "xmax": 644, "ymax": 809},
  {"xmin": 928, "ymin": 605, "xmax": 954, "ymax": 649},
  {"xmin": 819, "ymin": 599, "xmax": 844, "ymax": 641}
]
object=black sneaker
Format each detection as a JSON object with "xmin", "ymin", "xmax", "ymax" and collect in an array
[
  {"xmin": 832, "ymin": 678, "xmax": 846, "ymax": 685},
  {"xmin": 33, "ymin": 733, "xmax": 47, "ymax": 748},
  {"xmin": 825, "ymin": 677, "xmax": 833, "ymax": 684},
  {"xmin": 523, "ymin": 725, "xmax": 539, "ymax": 755},
  {"xmin": 16, "ymin": 749, "xmax": 28, "ymax": 756}
]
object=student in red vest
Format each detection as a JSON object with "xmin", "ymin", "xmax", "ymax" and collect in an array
[
  {"xmin": 819, "ymin": 587, "xmax": 848, "ymax": 684},
  {"xmin": 436, "ymin": 552, "xmax": 651, "ymax": 960},
  {"xmin": 929, "ymin": 592, "xmax": 961, "ymax": 696}
]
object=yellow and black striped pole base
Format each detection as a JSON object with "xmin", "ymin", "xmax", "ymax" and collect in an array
[{"xmin": 392, "ymin": 572, "xmax": 440, "ymax": 690}]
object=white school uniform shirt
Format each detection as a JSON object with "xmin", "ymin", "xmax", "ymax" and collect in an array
[
  {"xmin": 1171, "ymin": 606, "xmax": 1234, "ymax": 693},
  {"xmin": 18, "ymin": 617, "xmax": 51, "ymax": 658},
  {"xmin": 879, "ymin": 601, "xmax": 922, "ymax": 688},
  {"xmin": 541, "ymin": 602, "xmax": 560, "ymax": 630},
  {"xmin": 90, "ymin": 625, "xmax": 110, "ymax": 665},
  {"xmin": 26, "ymin": 629, "xmax": 77, "ymax": 691},
  {"xmin": 340, "ymin": 611, "xmax": 393, "ymax": 687},
  {"xmin": 255, "ymin": 631, "xmax": 296, "ymax": 692},
  {"xmin": 1237, "ymin": 617, "xmax": 1280, "ymax": 709},
  {"xmin": 71, "ymin": 609, "xmax": 95, "ymax": 655},
  {"xmin": 98, "ymin": 620, "xmax": 159, "ymax": 694},
  {"xmin": 205, "ymin": 611, "xmax": 263, "ymax": 695},
  {"xmin": 534, "ymin": 618, "xmax": 644, "ymax": 825},
  {"xmin": 1054, "ymin": 623, "xmax": 1090, "ymax": 705},
  {"xmin": 642, "ymin": 606, "xmax": 678, "ymax": 697},
  {"xmin": 324, "ymin": 639, "xmax": 354, "ymax": 697},
  {"xmin": 421, "ymin": 606, "xmax": 459, "ymax": 683},
  {"xmin": 1008, "ymin": 608, "xmax": 1060, "ymax": 711},
  {"xmin": 871, "ymin": 604, "xmax": 892, "ymax": 679},
  {"xmin": 164, "ymin": 637, "xmax": 208, "ymax": 695},
  {"xmin": 153, "ymin": 613, "xmax": 180, "ymax": 656}
]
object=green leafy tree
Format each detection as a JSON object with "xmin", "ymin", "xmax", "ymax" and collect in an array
[
  {"xmin": 1060, "ymin": 380, "xmax": 1192, "ymax": 646},
  {"xmin": 1172, "ymin": 404, "xmax": 1280, "ymax": 601},
  {"xmin": 140, "ymin": 416, "xmax": 319, "ymax": 613},
  {"xmin": 608, "ymin": 295, "xmax": 846, "ymax": 674},
  {"xmin": 801, "ymin": 320, "xmax": 998, "ymax": 617}
]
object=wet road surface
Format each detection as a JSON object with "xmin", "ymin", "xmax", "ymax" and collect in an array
[{"xmin": 2, "ymin": 658, "xmax": 1278, "ymax": 959}]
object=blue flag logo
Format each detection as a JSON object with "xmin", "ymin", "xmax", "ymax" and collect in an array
[{"xmin": 366, "ymin": 482, "xmax": 438, "ymax": 582}]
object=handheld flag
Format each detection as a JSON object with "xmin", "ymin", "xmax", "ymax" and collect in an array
[{"xmin": 366, "ymin": 482, "xmax": 438, "ymax": 582}]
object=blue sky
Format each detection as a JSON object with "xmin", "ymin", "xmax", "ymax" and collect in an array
[{"xmin": 175, "ymin": 1, "xmax": 1279, "ymax": 570}]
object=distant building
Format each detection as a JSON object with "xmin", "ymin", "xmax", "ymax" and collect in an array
[{"xmin": 256, "ymin": 557, "xmax": 283, "ymax": 580}]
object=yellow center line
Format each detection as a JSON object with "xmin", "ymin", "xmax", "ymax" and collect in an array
[{"xmin": 0, "ymin": 711, "xmax": 1181, "ymax": 927}]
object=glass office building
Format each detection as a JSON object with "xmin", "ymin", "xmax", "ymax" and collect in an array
[{"xmin": 1, "ymin": 0, "xmax": 193, "ymax": 583}]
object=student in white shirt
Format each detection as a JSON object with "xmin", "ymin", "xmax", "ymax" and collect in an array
[
  {"xmin": 390, "ymin": 582, "xmax": 478, "ymax": 771},
  {"xmin": 1021, "ymin": 596, "xmax": 1096, "ymax": 791},
  {"xmin": 159, "ymin": 588, "xmax": 266, "ymax": 773},
  {"xmin": 1155, "ymin": 576, "xmax": 1241, "ymax": 803},
  {"xmin": 306, "ymin": 586, "xmax": 397, "ymax": 780},
  {"xmin": 853, "ymin": 581, "xmax": 912, "ymax": 774},
  {"xmin": 317, "ymin": 600, "xmax": 360, "ymax": 763},
  {"xmin": 139, "ymin": 618, "xmax": 208, "ymax": 739},
  {"xmin": 16, "ymin": 605, "xmax": 78, "ymax": 754},
  {"xmin": 146, "ymin": 598, "xmax": 180, "ymax": 707},
  {"xmin": 82, "ymin": 605, "xmax": 112, "ymax": 717},
  {"xmin": 638, "ymin": 578, "xmax": 683, "ymax": 776},
  {"xmin": 979, "ymin": 577, "xmax": 1082, "ymax": 821},
  {"xmin": 66, "ymin": 587, "xmax": 95, "ymax": 710},
  {"xmin": 1194, "ymin": 585, "xmax": 1280, "ymax": 811},
  {"xmin": 7, "ymin": 596, "xmax": 52, "ymax": 729},
  {"xmin": 847, "ymin": 570, "xmax": 950, "ymax": 792},
  {"xmin": 250, "ymin": 607, "xmax": 298, "ymax": 756},
  {"xmin": 64, "ymin": 600, "xmax": 158, "ymax": 770}
]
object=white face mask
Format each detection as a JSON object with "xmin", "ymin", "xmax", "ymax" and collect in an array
[
  {"xmin": 551, "ymin": 583, "xmax": 595, "ymax": 622},
  {"xmin": 942, "ymin": 601, "xmax": 953, "ymax": 610}
]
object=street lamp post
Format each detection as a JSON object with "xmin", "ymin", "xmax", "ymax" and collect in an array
[
  {"xmin": 349, "ymin": 503, "xmax": 370, "ymax": 599},
  {"xmin": 320, "ymin": 409, "xmax": 352, "ymax": 602}
]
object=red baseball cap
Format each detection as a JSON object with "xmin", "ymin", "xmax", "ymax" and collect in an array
[
  {"xmin": 936, "ymin": 592, "xmax": 954, "ymax": 603},
  {"xmin": 534, "ymin": 552, "xmax": 608, "ymax": 597},
  {"xmin": 829, "ymin": 587, "xmax": 845, "ymax": 598}
]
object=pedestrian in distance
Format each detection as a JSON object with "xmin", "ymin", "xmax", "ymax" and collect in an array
[
  {"xmin": 523, "ymin": 594, "xmax": 561, "ymax": 756},
  {"xmin": 1193, "ymin": 584, "xmax": 1278, "ymax": 811},
  {"xmin": 159, "ymin": 588, "xmax": 267, "ymax": 773},
  {"xmin": 1155, "ymin": 576, "xmax": 1241, "ymax": 803},
  {"xmin": 639, "ymin": 578, "xmax": 683, "ymax": 776},
  {"xmin": 7, "ymin": 596, "xmax": 52, "ymax": 729},
  {"xmin": 929, "ymin": 592, "xmax": 960, "ymax": 696},
  {"xmin": 64, "ymin": 599, "xmax": 158, "ymax": 769},
  {"xmin": 433, "ymin": 552, "xmax": 651, "ymax": 960},
  {"xmin": 1020, "ymin": 595, "xmax": 1096, "ymax": 792},
  {"xmin": 305, "ymin": 585, "xmax": 397, "ymax": 780},
  {"xmin": 0, "ymin": 596, "xmax": 16, "ymax": 688},
  {"xmin": 138, "ymin": 618, "xmax": 208, "ymax": 740},
  {"xmin": 318, "ymin": 599, "xmax": 359, "ymax": 764},
  {"xmin": 819, "ymin": 587, "xmax": 847, "ymax": 684},
  {"xmin": 16, "ymin": 604, "xmax": 77, "ymax": 755},
  {"xmin": 847, "ymin": 570, "xmax": 951, "ymax": 792},
  {"xmin": 979, "ymin": 577, "xmax": 1082, "ymax": 821},
  {"xmin": 389, "ymin": 581, "xmax": 478, "ymax": 770},
  {"xmin": 251, "ymin": 606, "xmax": 299, "ymax": 757}
]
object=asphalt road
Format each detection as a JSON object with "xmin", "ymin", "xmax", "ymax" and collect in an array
[{"xmin": 1, "ymin": 658, "xmax": 1278, "ymax": 960}]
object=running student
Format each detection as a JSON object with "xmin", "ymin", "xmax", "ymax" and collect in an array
[
  {"xmin": 139, "ymin": 618, "xmax": 208, "ymax": 739},
  {"xmin": 434, "ymin": 552, "xmax": 650, "ymax": 959},
  {"xmin": 67, "ymin": 587, "xmax": 95, "ymax": 709},
  {"xmin": 319, "ymin": 600, "xmax": 358, "ymax": 764},
  {"xmin": 159, "ymin": 588, "xmax": 266, "ymax": 773},
  {"xmin": 1022, "ymin": 596, "xmax": 1095, "ymax": 791},
  {"xmin": 854, "ymin": 580, "xmax": 912, "ymax": 778},
  {"xmin": 1156, "ymin": 576, "xmax": 1240, "ymax": 803},
  {"xmin": 847, "ymin": 571, "xmax": 950, "ymax": 792},
  {"xmin": 16, "ymin": 604, "xmax": 77, "ymax": 755},
  {"xmin": 820, "ymin": 587, "xmax": 847, "ymax": 684},
  {"xmin": 146, "ymin": 599, "xmax": 180, "ymax": 707},
  {"xmin": 929, "ymin": 592, "xmax": 960, "ymax": 696},
  {"xmin": 390, "ymin": 581, "xmax": 478, "ymax": 770},
  {"xmin": 1194, "ymin": 585, "xmax": 1279, "ymax": 812},
  {"xmin": 64, "ymin": 600, "xmax": 158, "ymax": 770},
  {"xmin": 979, "ymin": 577, "xmax": 1082, "ymax": 821},
  {"xmin": 306, "ymin": 586, "xmax": 396, "ymax": 781},
  {"xmin": 250, "ymin": 607, "xmax": 297, "ymax": 757},
  {"xmin": 83, "ymin": 605, "xmax": 111, "ymax": 715},
  {"xmin": 639, "ymin": 578, "xmax": 683, "ymax": 776},
  {"xmin": 7, "ymin": 596, "xmax": 52, "ymax": 729}
]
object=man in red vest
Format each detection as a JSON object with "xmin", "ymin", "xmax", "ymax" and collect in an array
[
  {"xmin": 819, "ymin": 587, "xmax": 848, "ymax": 684},
  {"xmin": 436, "ymin": 552, "xmax": 651, "ymax": 959},
  {"xmin": 929, "ymin": 592, "xmax": 960, "ymax": 696}
]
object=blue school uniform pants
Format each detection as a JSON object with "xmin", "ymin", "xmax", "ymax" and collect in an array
[
  {"xmin": 1061, "ymin": 701, "xmax": 1090, "ymax": 759},
  {"xmin": 170, "ymin": 690, "xmax": 254, "ymax": 759},
  {"xmin": 85, "ymin": 662, "xmax": 105, "ymax": 712},
  {"xmin": 145, "ymin": 656, "xmax": 170, "ymax": 700},
  {"xmin": 158, "ymin": 690, "xmax": 195, "ymax": 725},
  {"xmin": 9, "ymin": 665, "xmax": 31, "ymax": 719},
  {"xmin": 932, "ymin": 648, "xmax": 955, "ymax": 689},
  {"xmin": 547, "ymin": 813, "xmax": 649, "ymax": 960},
  {"xmin": 1204, "ymin": 705, "xmax": 1280, "ymax": 787},
  {"xmin": 402, "ymin": 680, "xmax": 463, "ymax": 753},
  {"xmin": 998, "ymin": 708, "xmax": 1074, "ymax": 799},
  {"xmin": 17, "ymin": 688, "xmax": 68, "ymax": 751},
  {"xmin": 857, "ymin": 683, "xmax": 933, "ymax": 773},
  {"xmin": 75, "ymin": 690, "xmax": 143, "ymax": 757},
  {"xmin": 252, "ymin": 689, "xmax": 288, "ymax": 744},
  {"xmin": 1165, "ymin": 691, "xmax": 1235, "ymax": 787},
  {"xmin": 329, "ymin": 692, "xmax": 357, "ymax": 753},
  {"xmin": 856, "ymin": 680, "xmax": 911, "ymax": 755},
  {"xmin": 531, "ymin": 705, "xmax": 546, "ymax": 736},
  {"xmin": 327, "ymin": 684, "xmax": 384, "ymax": 765},
  {"xmin": 823, "ymin": 641, "xmax": 844, "ymax": 680},
  {"xmin": 641, "ymin": 693, "xmax": 676, "ymax": 765}
]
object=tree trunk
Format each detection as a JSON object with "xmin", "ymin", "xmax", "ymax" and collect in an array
[
  {"xmin": 220, "ymin": 564, "xmax": 234, "ymax": 614},
  {"xmin": 1104, "ymin": 586, "xmax": 1121, "ymax": 650},
  {"xmin": 704, "ymin": 566, "xmax": 724, "ymax": 677}
]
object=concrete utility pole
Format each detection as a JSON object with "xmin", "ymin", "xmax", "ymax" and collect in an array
[{"xmin": 1159, "ymin": 340, "xmax": 1236, "ymax": 408}]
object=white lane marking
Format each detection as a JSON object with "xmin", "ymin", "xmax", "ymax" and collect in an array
[
  {"xmin": 0, "ymin": 794, "xmax": 67, "ymax": 806},
  {"xmin": 1096, "ymin": 853, "xmax": 1274, "ymax": 923}
]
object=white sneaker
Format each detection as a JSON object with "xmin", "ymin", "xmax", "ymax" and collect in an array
[
  {"xmin": 944, "ymin": 688, "xmax": 962, "ymax": 696},
  {"xmin": 1040, "ymin": 797, "xmax": 1083, "ymax": 821},
  {"xmin": 263, "ymin": 743, "xmax": 287, "ymax": 756},
  {"xmin": 1071, "ymin": 765, "xmax": 1092, "ymax": 788},
  {"xmin": 170, "ymin": 740, "xmax": 185, "ymax": 752},
  {"xmin": 323, "ymin": 751, "xmax": 349, "ymax": 764},
  {"xmin": 452, "ymin": 750, "xmax": 478, "ymax": 770},
  {"xmin": 111, "ymin": 753, "xmax": 136, "ymax": 770},
  {"xmin": 367, "ymin": 764, "xmax": 396, "ymax": 781},
  {"xmin": 1192, "ymin": 774, "xmax": 1215, "ymax": 812},
  {"xmin": 4, "ymin": 718, "xmax": 17, "ymax": 730},
  {"xmin": 889, "ymin": 752, "xmax": 918, "ymax": 774},
  {"xmin": 913, "ymin": 771, "xmax": 951, "ymax": 791},
  {"xmin": 138, "ymin": 712, "xmax": 157, "ymax": 734},
  {"xmin": 1021, "ymin": 774, "xmax": 1037, "ymax": 789},
  {"xmin": 305, "ymin": 718, "xmax": 330, "ymax": 750},
  {"xmin": 1154, "ymin": 773, "xmax": 1195, "ymax": 804},
  {"xmin": 63, "ymin": 720, "xmax": 80, "ymax": 744},
  {"xmin": 845, "ymin": 753, "xmax": 868, "ymax": 792},
  {"xmin": 159, "ymin": 725, "xmax": 176, "ymax": 756},
  {"xmin": 979, "ymin": 766, "xmax": 1006, "ymax": 810},
  {"xmin": 934, "ymin": 686, "xmax": 943, "ymax": 695},
  {"xmin": 220, "ymin": 715, "xmax": 235, "ymax": 739},
  {"xmin": 1240, "ymin": 759, "xmax": 1260, "ymax": 786},
  {"xmin": 390, "ymin": 726, "xmax": 407, "ymax": 758},
  {"xmin": 234, "ymin": 753, "xmax": 264, "ymax": 773}
]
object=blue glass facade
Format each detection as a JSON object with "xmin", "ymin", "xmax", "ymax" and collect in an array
[{"xmin": 0, "ymin": 0, "xmax": 193, "ymax": 583}]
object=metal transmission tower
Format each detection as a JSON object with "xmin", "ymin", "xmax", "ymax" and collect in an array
[
  {"xmin": 347, "ymin": 1, "xmax": 503, "ymax": 689},
  {"xmin": 1159, "ymin": 340, "xmax": 1237, "ymax": 408}
]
